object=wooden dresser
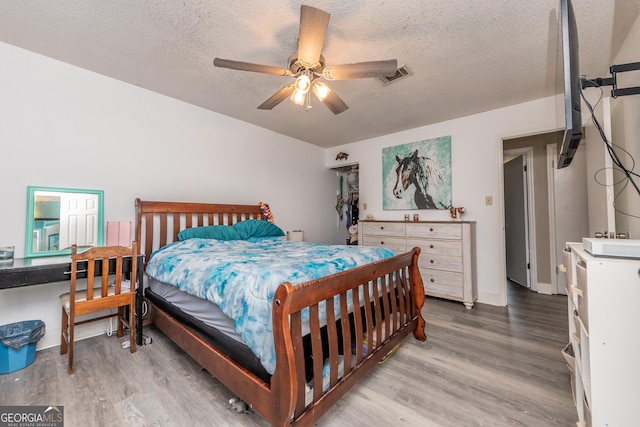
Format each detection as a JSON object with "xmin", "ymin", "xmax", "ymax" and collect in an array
[
  {"xmin": 359, "ymin": 220, "xmax": 477, "ymax": 308},
  {"xmin": 562, "ymin": 242, "xmax": 640, "ymax": 426}
]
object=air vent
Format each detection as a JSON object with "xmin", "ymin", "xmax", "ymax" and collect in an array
[{"xmin": 378, "ymin": 65, "xmax": 411, "ymax": 86}]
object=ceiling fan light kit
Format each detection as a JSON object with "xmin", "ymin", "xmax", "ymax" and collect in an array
[
  {"xmin": 213, "ymin": 5, "xmax": 398, "ymax": 115},
  {"xmin": 312, "ymin": 81, "xmax": 331, "ymax": 101},
  {"xmin": 290, "ymin": 86, "xmax": 306, "ymax": 106},
  {"xmin": 294, "ymin": 73, "xmax": 311, "ymax": 94}
]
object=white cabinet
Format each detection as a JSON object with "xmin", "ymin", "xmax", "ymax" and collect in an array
[
  {"xmin": 563, "ymin": 242, "xmax": 640, "ymax": 426},
  {"xmin": 360, "ymin": 220, "xmax": 477, "ymax": 308}
]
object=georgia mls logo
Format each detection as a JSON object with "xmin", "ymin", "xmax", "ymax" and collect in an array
[
  {"xmin": 44, "ymin": 406, "xmax": 63, "ymax": 419},
  {"xmin": 0, "ymin": 405, "xmax": 64, "ymax": 427}
]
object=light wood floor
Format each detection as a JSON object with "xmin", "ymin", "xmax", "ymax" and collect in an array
[{"xmin": 0, "ymin": 283, "xmax": 576, "ymax": 426}]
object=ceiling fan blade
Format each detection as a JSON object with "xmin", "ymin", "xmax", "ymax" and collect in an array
[
  {"xmin": 297, "ymin": 5, "xmax": 330, "ymax": 66},
  {"xmin": 257, "ymin": 84, "xmax": 295, "ymax": 110},
  {"xmin": 214, "ymin": 58, "xmax": 292, "ymax": 76},
  {"xmin": 321, "ymin": 89, "xmax": 349, "ymax": 115},
  {"xmin": 322, "ymin": 60, "xmax": 398, "ymax": 80}
]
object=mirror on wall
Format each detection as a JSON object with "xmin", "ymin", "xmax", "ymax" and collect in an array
[{"xmin": 24, "ymin": 186, "xmax": 104, "ymax": 258}]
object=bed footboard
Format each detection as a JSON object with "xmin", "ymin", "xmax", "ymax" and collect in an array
[{"xmin": 271, "ymin": 248, "xmax": 426, "ymax": 426}]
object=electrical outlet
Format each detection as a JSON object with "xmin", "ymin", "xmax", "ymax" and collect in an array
[
  {"xmin": 485, "ymin": 196, "xmax": 493, "ymax": 206},
  {"xmin": 363, "ymin": 202, "xmax": 368, "ymax": 210}
]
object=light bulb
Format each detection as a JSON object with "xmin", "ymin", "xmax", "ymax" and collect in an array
[
  {"xmin": 312, "ymin": 81, "xmax": 331, "ymax": 101},
  {"xmin": 294, "ymin": 75, "xmax": 311, "ymax": 94},
  {"xmin": 290, "ymin": 89, "xmax": 306, "ymax": 105}
]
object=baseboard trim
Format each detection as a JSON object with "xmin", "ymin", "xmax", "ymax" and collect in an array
[
  {"xmin": 536, "ymin": 282, "xmax": 554, "ymax": 295},
  {"xmin": 36, "ymin": 319, "xmax": 115, "ymax": 351},
  {"xmin": 477, "ymin": 291, "xmax": 504, "ymax": 307}
]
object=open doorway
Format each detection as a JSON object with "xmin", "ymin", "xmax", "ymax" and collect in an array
[{"xmin": 503, "ymin": 130, "xmax": 588, "ymax": 300}]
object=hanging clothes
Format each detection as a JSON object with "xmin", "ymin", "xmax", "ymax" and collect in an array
[
  {"xmin": 335, "ymin": 176, "xmax": 345, "ymax": 223},
  {"xmin": 351, "ymin": 196, "xmax": 359, "ymax": 226}
]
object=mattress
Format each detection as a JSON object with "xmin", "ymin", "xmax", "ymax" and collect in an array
[
  {"xmin": 147, "ymin": 275, "xmax": 396, "ymax": 386},
  {"xmin": 146, "ymin": 278, "xmax": 339, "ymax": 385},
  {"xmin": 145, "ymin": 237, "xmax": 396, "ymax": 374},
  {"xmin": 145, "ymin": 280, "xmax": 271, "ymax": 383},
  {"xmin": 149, "ymin": 278, "xmax": 241, "ymax": 342}
]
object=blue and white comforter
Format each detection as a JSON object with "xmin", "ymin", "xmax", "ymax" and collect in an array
[{"xmin": 145, "ymin": 237, "xmax": 396, "ymax": 374}]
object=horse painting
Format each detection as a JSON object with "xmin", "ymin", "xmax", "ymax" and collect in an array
[{"xmin": 393, "ymin": 150, "xmax": 444, "ymax": 209}]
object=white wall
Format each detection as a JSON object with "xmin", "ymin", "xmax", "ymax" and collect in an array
[
  {"xmin": 326, "ymin": 96, "xmax": 565, "ymax": 306},
  {"xmin": 585, "ymin": 107, "xmax": 614, "ymax": 235},
  {"xmin": 611, "ymin": 14, "xmax": 640, "ymax": 237},
  {"xmin": 0, "ymin": 42, "xmax": 341, "ymax": 349}
]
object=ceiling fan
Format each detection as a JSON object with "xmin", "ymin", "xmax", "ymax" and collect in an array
[{"xmin": 213, "ymin": 5, "xmax": 398, "ymax": 115}]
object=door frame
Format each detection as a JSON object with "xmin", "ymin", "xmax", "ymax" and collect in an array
[
  {"xmin": 546, "ymin": 143, "xmax": 560, "ymax": 295},
  {"xmin": 503, "ymin": 147, "xmax": 538, "ymax": 293}
]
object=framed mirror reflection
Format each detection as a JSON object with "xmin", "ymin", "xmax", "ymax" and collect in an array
[{"xmin": 25, "ymin": 186, "xmax": 104, "ymax": 258}]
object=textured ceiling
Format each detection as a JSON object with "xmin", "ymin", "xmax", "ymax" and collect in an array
[{"xmin": 0, "ymin": 0, "xmax": 638, "ymax": 148}]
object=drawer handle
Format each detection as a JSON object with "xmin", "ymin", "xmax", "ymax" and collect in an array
[
  {"xmin": 380, "ymin": 241, "xmax": 384, "ymax": 245},
  {"xmin": 380, "ymin": 226, "xmax": 384, "ymax": 230},
  {"xmin": 429, "ymin": 244, "xmax": 434, "ymax": 249},
  {"xmin": 429, "ymin": 227, "xmax": 434, "ymax": 232},
  {"xmin": 430, "ymin": 259, "xmax": 434, "ymax": 263},
  {"xmin": 430, "ymin": 278, "xmax": 435, "ymax": 283}
]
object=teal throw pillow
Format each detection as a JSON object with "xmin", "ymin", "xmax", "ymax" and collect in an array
[
  {"xmin": 178, "ymin": 225, "xmax": 241, "ymax": 241},
  {"xmin": 232, "ymin": 220, "xmax": 285, "ymax": 239}
]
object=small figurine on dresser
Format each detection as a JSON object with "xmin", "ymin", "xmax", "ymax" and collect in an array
[{"xmin": 449, "ymin": 206, "xmax": 466, "ymax": 219}]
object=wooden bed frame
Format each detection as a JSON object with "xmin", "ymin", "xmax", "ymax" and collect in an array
[{"xmin": 135, "ymin": 199, "xmax": 426, "ymax": 426}]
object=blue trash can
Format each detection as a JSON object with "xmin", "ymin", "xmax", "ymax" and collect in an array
[{"xmin": 0, "ymin": 320, "xmax": 46, "ymax": 374}]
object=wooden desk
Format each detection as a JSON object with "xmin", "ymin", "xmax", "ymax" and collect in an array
[{"xmin": 0, "ymin": 255, "xmax": 145, "ymax": 345}]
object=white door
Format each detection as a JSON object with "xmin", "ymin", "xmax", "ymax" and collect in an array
[
  {"xmin": 59, "ymin": 193, "xmax": 100, "ymax": 249},
  {"xmin": 504, "ymin": 154, "xmax": 531, "ymax": 288}
]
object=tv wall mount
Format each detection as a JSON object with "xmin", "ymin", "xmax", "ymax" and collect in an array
[{"xmin": 581, "ymin": 61, "xmax": 640, "ymax": 97}]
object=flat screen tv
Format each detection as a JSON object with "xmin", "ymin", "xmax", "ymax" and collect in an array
[{"xmin": 557, "ymin": 0, "xmax": 583, "ymax": 169}]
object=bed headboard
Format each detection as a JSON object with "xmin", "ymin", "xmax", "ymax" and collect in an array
[{"xmin": 135, "ymin": 198, "xmax": 264, "ymax": 264}]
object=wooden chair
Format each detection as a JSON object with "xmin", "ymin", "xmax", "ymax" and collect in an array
[{"xmin": 60, "ymin": 242, "xmax": 138, "ymax": 374}]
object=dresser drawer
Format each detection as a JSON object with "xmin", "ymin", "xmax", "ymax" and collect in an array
[
  {"xmin": 571, "ymin": 284, "xmax": 589, "ymax": 334},
  {"xmin": 417, "ymin": 253, "xmax": 462, "ymax": 272},
  {"xmin": 562, "ymin": 342, "xmax": 576, "ymax": 375},
  {"xmin": 407, "ymin": 238, "xmax": 462, "ymax": 257},
  {"xmin": 562, "ymin": 247, "xmax": 574, "ymax": 288},
  {"xmin": 361, "ymin": 236, "xmax": 406, "ymax": 252},
  {"xmin": 570, "ymin": 308, "xmax": 580, "ymax": 336},
  {"xmin": 421, "ymin": 268, "xmax": 463, "ymax": 298},
  {"xmin": 566, "ymin": 277, "xmax": 575, "ymax": 301},
  {"xmin": 574, "ymin": 261, "xmax": 589, "ymax": 333},
  {"xmin": 570, "ymin": 328, "xmax": 581, "ymax": 368},
  {"xmin": 575, "ymin": 260, "xmax": 587, "ymax": 292},
  {"xmin": 361, "ymin": 221, "xmax": 405, "ymax": 237},
  {"xmin": 406, "ymin": 222, "xmax": 462, "ymax": 239}
]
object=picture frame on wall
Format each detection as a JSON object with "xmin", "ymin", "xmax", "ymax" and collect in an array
[{"xmin": 382, "ymin": 136, "xmax": 452, "ymax": 210}]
